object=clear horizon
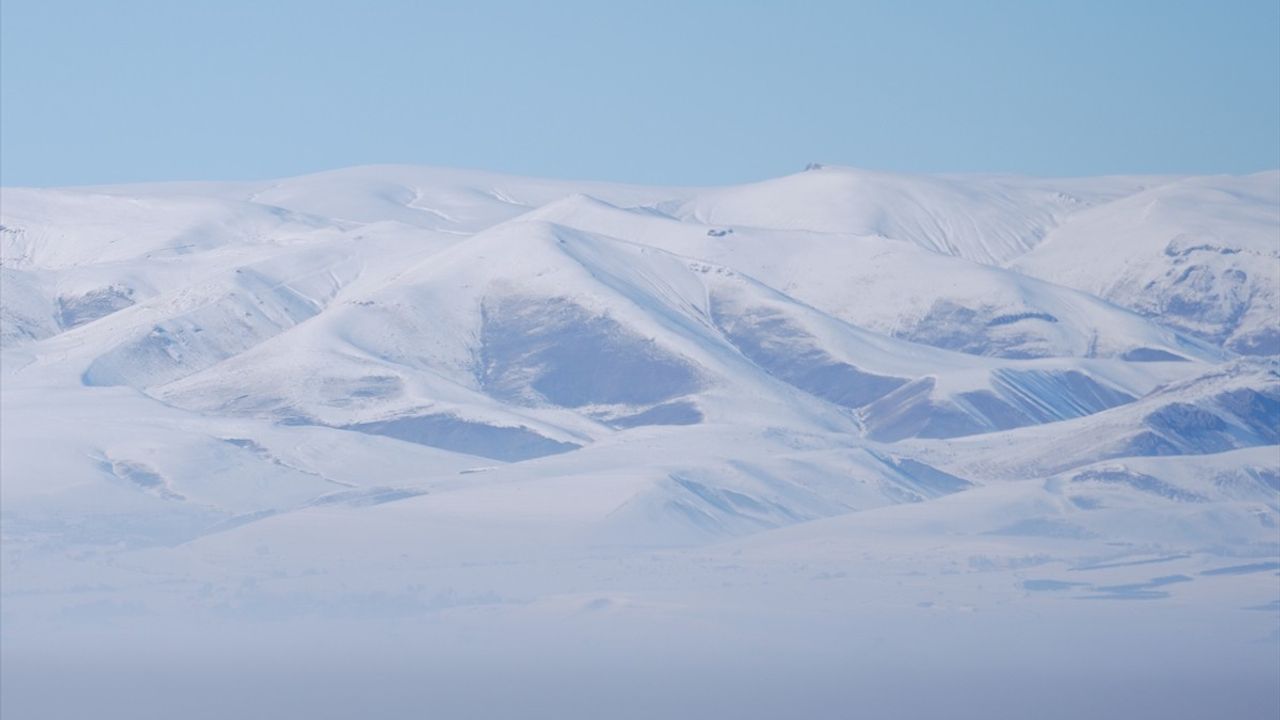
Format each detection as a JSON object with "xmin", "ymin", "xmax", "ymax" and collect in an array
[{"xmin": 2, "ymin": 0, "xmax": 1279, "ymax": 188}]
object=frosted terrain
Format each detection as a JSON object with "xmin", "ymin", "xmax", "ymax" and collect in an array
[{"xmin": 1, "ymin": 165, "xmax": 1278, "ymax": 719}]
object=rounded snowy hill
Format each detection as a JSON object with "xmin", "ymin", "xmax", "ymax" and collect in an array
[{"xmin": 1, "ymin": 165, "xmax": 1276, "ymax": 696}]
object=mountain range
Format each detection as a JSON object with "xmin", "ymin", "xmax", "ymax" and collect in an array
[{"xmin": 2, "ymin": 164, "xmax": 1277, "ymax": 719}]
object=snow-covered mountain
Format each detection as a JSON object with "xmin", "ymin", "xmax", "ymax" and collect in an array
[{"xmin": 2, "ymin": 164, "xmax": 1277, "ymax": 719}]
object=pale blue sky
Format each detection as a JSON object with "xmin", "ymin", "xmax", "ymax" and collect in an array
[{"xmin": 2, "ymin": 0, "xmax": 1278, "ymax": 187}]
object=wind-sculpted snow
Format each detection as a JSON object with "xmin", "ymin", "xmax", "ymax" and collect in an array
[
  {"xmin": 867, "ymin": 451, "xmax": 974, "ymax": 499},
  {"xmin": 1013, "ymin": 173, "xmax": 1280, "ymax": 354},
  {"xmin": 1068, "ymin": 469, "xmax": 1209, "ymax": 504},
  {"xmin": 898, "ymin": 361, "xmax": 1280, "ymax": 481},
  {"xmin": 859, "ymin": 369, "xmax": 1138, "ymax": 442},
  {"xmin": 82, "ymin": 274, "xmax": 322, "ymax": 388},
  {"xmin": 0, "ymin": 268, "xmax": 57, "ymax": 346},
  {"xmin": 531, "ymin": 192, "xmax": 1223, "ymax": 363},
  {"xmin": 344, "ymin": 413, "xmax": 581, "ymax": 462},
  {"xmin": 603, "ymin": 399, "xmax": 703, "ymax": 428},
  {"xmin": 56, "ymin": 284, "xmax": 137, "ymax": 329},
  {"xmin": 1138, "ymin": 384, "xmax": 1280, "ymax": 452},
  {"xmin": 667, "ymin": 165, "xmax": 1147, "ymax": 265},
  {"xmin": 479, "ymin": 295, "xmax": 704, "ymax": 408},
  {"xmin": 709, "ymin": 292, "xmax": 909, "ymax": 408},
  {"xmin": 2, "ymin": 165, "xmax": 1278, "ymax": 720}
]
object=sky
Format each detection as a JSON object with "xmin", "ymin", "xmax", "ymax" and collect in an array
[{"xmin": 2, "ymin": 0, "xmax": 1278, "ymax": 187}]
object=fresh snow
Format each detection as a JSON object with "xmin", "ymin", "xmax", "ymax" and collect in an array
[{"xmin": 1, "ymin": 164, "xmax": 1277, "ymax": 720}]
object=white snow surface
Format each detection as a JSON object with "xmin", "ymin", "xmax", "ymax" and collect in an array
[{"xmin": 1, "ymin": 164, "xmax": 1278, "ymax": 720}]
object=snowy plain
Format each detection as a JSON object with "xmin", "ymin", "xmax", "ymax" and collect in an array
[{"xmin": 1, "ymin": 164, "xmax": 1278, "ymax": 719}]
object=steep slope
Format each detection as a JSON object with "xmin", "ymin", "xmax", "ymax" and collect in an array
[
  {"xmin": 144, "ymin": 218, "xmax": 1194, "ymax": 459},
  {"xmin": 2, "ymin": 164, "xmax": 1275, "ymax": 556},
  {"xmin": 151, "ymin": 220, "xmax": 859, "ymax": 443},
  {"xmin": 1013, "ymin": 172, "xmax": 1280, "ymax": 354},
  {"xmin": 4, "ymin": 166, "xmax": 1279, "ymax": 711},
  {"xmin": 0, "ymin": 186, "xmax": 360, "ymax": 353},
  {"xmin": 530, "ymin": 194, "xmax": 1221, "ymax": 362},
  {"xmin": 900, "ymin": 359, "xmax": 1280, "ymax": 481}
]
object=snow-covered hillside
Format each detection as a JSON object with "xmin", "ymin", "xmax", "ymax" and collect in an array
[{"xmin": 2, "ymin": 164, "xmax": 1277, "ymax": 719}]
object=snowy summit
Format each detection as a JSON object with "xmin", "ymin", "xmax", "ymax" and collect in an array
[{"xmin": 1, "ymin": 164, "xmax": 1278, "ymax": 719}]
